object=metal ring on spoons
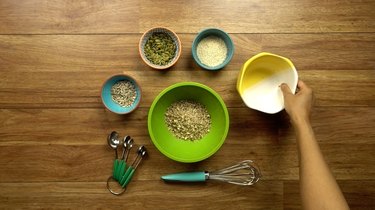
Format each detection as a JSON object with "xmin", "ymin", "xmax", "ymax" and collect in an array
[{"xmin": 106, "ymin": 176, "xmax": 126, "ymax": 195}]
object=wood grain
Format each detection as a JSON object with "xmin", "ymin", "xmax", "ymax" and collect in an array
[
  {"xmin": 0, "ymin": 0, "xmax": 374, "ymax": 209},
  {"xmin": 284, "ymin": 181, "xmax": 375, "ymax": 210},
  {"xmin": 0, "ymin": 0, "xmax": 374, "ymax": 34},
  {"xmin": 0, "ymin": 107, "xmax": 374, "ymax": 146},
  {"xmin": 0, "ymin": 181, "xmax": 283, "ymax": 209},
  {"xmin": 0, "ymin": 34, "xmax": 374, "ymax": 72},
  {"xmin": 0, "ymin": 0, "xmax": 140, "ymax": 34},
  {"xmin": 0, "ymin": 70, "xmax": 373, "ymax": 108},
  {"xmin": 0, "ymin": 143, "xmax": 374, "ymax": 182},
  {"xmin": 140, "ymin": 0, "xmax": 375, "ymax": 33}
]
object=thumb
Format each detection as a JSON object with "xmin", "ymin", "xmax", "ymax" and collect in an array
[{"xmin": 280, "ymin": 83, "xmax": 292, "ymax": 95}]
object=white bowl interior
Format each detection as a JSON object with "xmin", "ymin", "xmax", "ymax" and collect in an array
[{"xmin": 239, "ymin": 54, "xmax": 298, "ymax": 114}]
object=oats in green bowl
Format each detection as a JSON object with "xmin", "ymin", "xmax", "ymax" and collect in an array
[{"xmin": 148, "ymin": 82, "xmax": 229, "ymax": 163}]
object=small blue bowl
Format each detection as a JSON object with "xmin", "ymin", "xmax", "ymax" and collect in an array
[
  {"xmin": 101, "ymin": 74, "xmax": 141, "ymax": 114},
  {"xmin": 192, "ymin": 28, "xmax": 234, "ymax": 71}
]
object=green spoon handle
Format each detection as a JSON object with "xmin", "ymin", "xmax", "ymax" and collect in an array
[
  {"xmin": 115, "ymin": 160, "xmax": 126, "ymax": 181},
  {"xmin": 119, "ymin": 166, "xmax": 132, "ymax": 185},
  {"xmin": 113, "ymin": 159, "xmax": 119, "ymax": 180},
  {"xmin": 122, "ymin": 167, "xmax": 135, "ymax": 188}
]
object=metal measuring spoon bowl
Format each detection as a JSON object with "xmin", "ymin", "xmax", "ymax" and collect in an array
[
  {"xmin": 123, "ymin": 135, "xmax": 132, "ymax": 141},
  {"xmin": 107, "ymin": 131, "xmax": 121, "ymax": 159},
  {"xmin": 121, "ymin": 136, "xmax": 134, "ymax": 161},
  {"xmin": 133, "ymin": 145, "xmax": 147, "ymax": 168},
  {"xmin": 120, "ymin": 136, "xmax": 130, "ymax": 159},
  {"xmin": 137, "ymin": 145, "xmax": 147, "ymax": 158}
]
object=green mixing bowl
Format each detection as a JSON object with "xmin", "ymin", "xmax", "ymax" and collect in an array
[{"xmin": 148, "ymin": 82, "xmax": 229, "ymax": 163}]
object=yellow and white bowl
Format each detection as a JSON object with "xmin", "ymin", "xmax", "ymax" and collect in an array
[{"xmin": 237, "ymin": 52, "xmax": 298, "ymax": 114}]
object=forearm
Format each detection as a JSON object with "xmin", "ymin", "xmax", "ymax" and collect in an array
[{"xmin": 293, "ymin": 119, "xmax": 349, "ymax": 210}]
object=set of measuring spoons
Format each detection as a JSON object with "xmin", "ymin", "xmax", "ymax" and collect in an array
[{"xmin": 107, "ymin": 131, "xmax": 147, "ymax": 195}]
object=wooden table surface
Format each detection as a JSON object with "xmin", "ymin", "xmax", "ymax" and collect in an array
[{"xmin": 0, "ymin": 0, "xmax": 374, "ymax": 209}]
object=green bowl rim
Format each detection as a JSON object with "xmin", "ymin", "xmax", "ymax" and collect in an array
[{"xmin": 148, "ymin": 81, "xmax": 230, "ymax": 163}]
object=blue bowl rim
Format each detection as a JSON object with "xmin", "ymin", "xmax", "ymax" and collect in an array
[
  {"xmin": 101, "ymin": 74, "xmax": 142, "ymax": 114},
  {"xmin": 192, "ymin": 28, "xmax": 235, "ymax": 71}
]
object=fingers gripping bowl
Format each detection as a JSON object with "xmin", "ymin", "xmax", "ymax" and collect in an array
[{"xmin": 148, "ymin": 82, "xmax": 229, "ymax": 163}]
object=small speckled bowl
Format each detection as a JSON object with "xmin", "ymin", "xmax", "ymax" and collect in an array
[
  {"xmin": 139, "ymin": 27, "xmax": 182, "ymax": 70},
  {"xmin": 192, "ymin": 28, "xmax": 234, "ymax": 71},
  {"xmin": 101, "ymin": 74, "xmax": 141, "ymax": 114}
]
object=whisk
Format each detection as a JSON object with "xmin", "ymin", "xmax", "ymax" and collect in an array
[{"xmin": 161, "ymin": 160, "xmax": 261, "ymax": 186}]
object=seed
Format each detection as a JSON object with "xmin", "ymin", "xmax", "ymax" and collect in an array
[
  {"xmin": 111, "ymin": 80, "xmax": 137, "ymax": 107},
  {"xmin": 197, "ymin": 36, "xmax": 227, "ymax": 67},
  {"xmin": 165, "ymin": 100, "xmax": 211, "ymax": 141},
  {"xmin": 144, "ymin": 32, "xmax": 176, "ymax": 66}
]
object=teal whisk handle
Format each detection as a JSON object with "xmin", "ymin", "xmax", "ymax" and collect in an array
[{"xmin": 161, "ymin": 171, "xmax": 207, "ymax": 182}]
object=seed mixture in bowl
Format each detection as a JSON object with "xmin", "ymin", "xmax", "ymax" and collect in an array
[
  {"xmin": 165, "ymin": 100, "xmax": 211, "ymax": 141},
  {"xmin": 111, "ymin": 80, "xmax": 137, "ymax": 107},
  {"xmin": 197, "ymin": 36, "xmax": 227, "ymax": 67},
  {"xmin": 144, "ymin": 32, "xmax": 176, "ymax": 66}
]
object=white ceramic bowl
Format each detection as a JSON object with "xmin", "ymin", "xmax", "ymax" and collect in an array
[{"xmin": 237, "ymin": 52, "xmax": 298, "ymax": 114}]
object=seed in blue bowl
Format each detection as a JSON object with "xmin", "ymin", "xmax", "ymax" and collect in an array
[
  {"xmin": 111, "ymin": 80, "xmax": 137, "ymax": 107},
  {"xmin": 197, "ymin": 36, "xmax": 227, "ymax": 67},
  {"xmin": 192, "ymin": 28, "xmax": 234, "ymax": 71},
  {"xmin": 101, "ymin": 74, "xmax": 141, "ymax": 115}
]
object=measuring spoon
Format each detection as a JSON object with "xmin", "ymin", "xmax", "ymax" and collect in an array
[
  {"xmin": 120, "ymin": 145, "xmax": 147, "ymax": 187},
  {"xmin": 107, "ymin": 131, "xmax": 121, "ymax": 180},
  {"xmin": 116, "ymin": 136, "xmax": 134, "ymax": 180}
]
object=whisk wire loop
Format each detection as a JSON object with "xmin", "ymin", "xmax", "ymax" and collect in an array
[{"xmin": 209, "ymin": 160, "xmax": 261, "ymax": 186}]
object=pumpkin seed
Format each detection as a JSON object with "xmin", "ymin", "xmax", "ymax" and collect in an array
[{"xmin": 144, "ymin": 32, "xmax": 176, "ymax": 66}]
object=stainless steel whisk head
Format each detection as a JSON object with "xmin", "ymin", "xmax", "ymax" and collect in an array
[{"xmin": 208, "ymin": 160, "xmax": 261, "ymax": 186}]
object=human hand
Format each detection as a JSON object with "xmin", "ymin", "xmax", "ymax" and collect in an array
[{"xmin": 280, "ymin": 80, "xmax": 314, "ymax": 125}]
